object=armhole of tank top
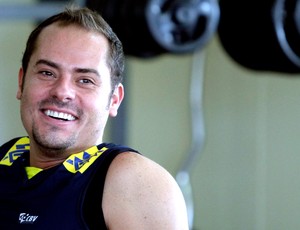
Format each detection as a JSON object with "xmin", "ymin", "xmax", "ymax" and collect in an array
[{"xmin": 82, "ymin": 146, "xmax": 137, "ymax": 230}]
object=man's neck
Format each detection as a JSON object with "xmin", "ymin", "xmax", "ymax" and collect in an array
[{"xmin": 28, "ymin": 143, "xmax": 72, "ymax": 169}]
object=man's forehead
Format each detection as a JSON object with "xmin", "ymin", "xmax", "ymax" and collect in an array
[{"xmin": 34, "ymin": 23, "xmax": 109, "ymax": 60}]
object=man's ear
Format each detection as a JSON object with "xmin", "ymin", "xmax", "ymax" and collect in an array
[
  {"xmin": 16, "ymin": 68, "xmax": 24, "ymax": 100},
  {"xmin": 109, "ymin": 83, "xmax": 124, "ymax": 117}
]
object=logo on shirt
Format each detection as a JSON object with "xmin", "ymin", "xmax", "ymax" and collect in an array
[
  {"xmin": 0, "ymin": 137, "xmax": 30, "ymax": 166},
  {"xmin": 63, "ymin": 146, "xmax": 107, "ymax": 173},
  {"xmin": 19, "ymin": 213, "xmax": 38, "ymax": 224}
]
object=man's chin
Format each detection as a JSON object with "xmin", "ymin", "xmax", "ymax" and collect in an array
[{"xmin": 33, "ymin": 132, "xmax": 76, "ymax": 156}]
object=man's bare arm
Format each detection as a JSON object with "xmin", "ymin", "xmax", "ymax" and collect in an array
[{"xmin": 103, "ymin": 152, "xmax": 189, "ymax": 230}]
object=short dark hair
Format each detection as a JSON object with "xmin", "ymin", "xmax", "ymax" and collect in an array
[{"xmin": 22, "ymin": 6, "xmax": 125, "ymax": 89}]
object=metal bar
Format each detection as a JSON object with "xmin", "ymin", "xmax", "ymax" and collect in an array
[{"xmin": 176, "ymin": 49, "xmax": 206, "ymax": 229}]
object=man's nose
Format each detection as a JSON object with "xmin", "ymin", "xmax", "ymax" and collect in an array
[{"xmin": 49, "ymin": 76, "xmax": 76, "ymax": 102}]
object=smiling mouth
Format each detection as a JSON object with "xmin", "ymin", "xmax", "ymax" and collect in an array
[{"xmin": 44, "ymin": 110, "xmax": 76, "ymax": 121}]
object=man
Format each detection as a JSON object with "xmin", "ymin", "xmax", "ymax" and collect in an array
[{"xmin": 0, "ymin": 6, "xmax": 189, "ymax": 230}]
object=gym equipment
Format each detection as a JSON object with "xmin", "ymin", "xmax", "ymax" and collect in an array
[
  {"xmin": 86, "ymin": 0, "xmax": 220, "ymax": 57},
  {"xmin": 218, "ymin": 0, "xmax": 300, "ymax": 73}
]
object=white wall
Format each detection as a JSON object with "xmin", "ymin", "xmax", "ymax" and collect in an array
[
  {"xmin": 0, "ymin": 0, "xmax": 33, "ymax": 142},
  {"xmin": 194, "ymin": 37, "xmax": 300, "ymax": 230}
]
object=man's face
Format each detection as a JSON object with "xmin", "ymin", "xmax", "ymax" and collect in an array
[{"xmin": 16, "ymin": 23, "xmax": 123, "ymax": 157}]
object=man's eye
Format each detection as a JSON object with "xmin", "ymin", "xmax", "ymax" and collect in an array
[
  {"xmin": 40, "ymin": 71, "xmax": 54, "ymax": 77},
  {"xmin": 79, "ymin": 79, "xmax": 94, "ymax": 84}
]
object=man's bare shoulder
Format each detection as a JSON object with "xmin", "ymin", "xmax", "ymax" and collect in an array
[{"xmin": 102, "ymin": 151, "xmax": 189, "ymax": 230}]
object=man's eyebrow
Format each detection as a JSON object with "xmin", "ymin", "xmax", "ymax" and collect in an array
[
  {"xmin": 35, "ymin": 59, "xmax": 59, "ymax": 69},
  {"xmin": 75, "ymin": 67, "xmax": 100, "ymax": 77}
]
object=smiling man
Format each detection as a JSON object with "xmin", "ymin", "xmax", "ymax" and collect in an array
[
  {"xmin": 17, "ymin": 22, "xmax": 117, "ymax": 164},
  {"xmin": 0, "ymin": 6, "xmax": 189, "ymax": 230}
]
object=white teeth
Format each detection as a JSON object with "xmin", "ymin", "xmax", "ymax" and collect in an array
[{"xmin": 44, "ymin": 110, "xmax": 76, "ymax": 121}]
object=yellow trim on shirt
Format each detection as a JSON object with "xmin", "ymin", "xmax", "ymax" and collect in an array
[
  {"xmin": 25, "ymin": 166, "xmax": 43, "ymax": 179},
  {"xmin": 0, "ymin": 136, "xmax": 108, "ymax": 175}
]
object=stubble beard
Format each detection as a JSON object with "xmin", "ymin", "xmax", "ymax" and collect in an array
[{"xmin": 32, "ymin": 122, "xmax": 77, "ymax": 158}]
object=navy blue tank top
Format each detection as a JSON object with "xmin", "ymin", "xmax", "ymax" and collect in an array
[{"xmin": 0, "ymin": 137, "xmax": 138, "ymax": 229}]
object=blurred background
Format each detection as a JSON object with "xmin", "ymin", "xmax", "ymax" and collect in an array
[{"xmin": 1, "ymin": 0, "xmax": 300, "ymax": 229}]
